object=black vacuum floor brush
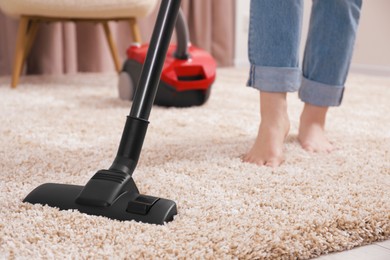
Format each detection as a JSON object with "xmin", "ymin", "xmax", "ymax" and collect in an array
[{"xmin": 23, "ymin": 0, "xmax": 181, "ymax": 225}]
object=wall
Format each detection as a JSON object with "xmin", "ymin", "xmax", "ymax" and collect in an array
[
  {"xmin": 351, "ymin": 0, "xmax": 390, "ymax": 75},
  {"xmin": 234, "ymin": 0, "xmax": 250, "ymax": 67},
  {"xmin": 235, "ymin": 0, "xmax": 390, "ymax": 76}
]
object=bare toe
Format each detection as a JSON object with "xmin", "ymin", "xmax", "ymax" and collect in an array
[
  {"xmin": 244, "ymin": 119, "xmax": 289, "ymax": 167},
  {"xmin": 265, "ymin": 157, "xmax": 284, "ymax": 167}
]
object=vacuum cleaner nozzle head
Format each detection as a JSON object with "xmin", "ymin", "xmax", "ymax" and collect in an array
[{"xmin": 23, "ymin": 170, "xmax": 177, "ymax": 225}]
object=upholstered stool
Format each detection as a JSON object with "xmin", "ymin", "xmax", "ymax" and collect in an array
[{"xmin": 0, "ymin": 0, "xmax": 158, "ymax": 87}]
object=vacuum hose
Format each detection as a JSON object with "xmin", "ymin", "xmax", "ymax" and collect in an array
[{"xmin": 174, "ymin": 9, "xmax": 190, "ymax": 60}]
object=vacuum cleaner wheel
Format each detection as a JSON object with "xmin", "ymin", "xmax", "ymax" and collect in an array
[{"xmin": 118, "ymin": 71, "xmax": 135, "ymax": 101}]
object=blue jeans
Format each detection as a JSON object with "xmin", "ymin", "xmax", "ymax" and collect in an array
[{"xmin": 247, "ymin": 0, "xmax": 362, "ymax": 107}]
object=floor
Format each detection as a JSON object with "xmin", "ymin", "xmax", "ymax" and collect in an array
[
  {"xmin": 1, "ymin": 71, "xmax": 388, "ymax": 259},
  {"xmin": 316, "ymin": 240, "xmax": 390, "ymax": 260}
]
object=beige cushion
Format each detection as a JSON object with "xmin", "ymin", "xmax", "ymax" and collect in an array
[{"xmin": 0, "ymin": 0, "xmax": 158, "ymax": 19}]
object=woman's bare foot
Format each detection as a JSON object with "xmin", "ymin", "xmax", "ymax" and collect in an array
[
  {"xmin": 298, "ymin": 103, "xmax": 333, "ymax": 153},
  {"xmin": 243, "ymin": 92, "xmax": 290, "ymax": 167}
]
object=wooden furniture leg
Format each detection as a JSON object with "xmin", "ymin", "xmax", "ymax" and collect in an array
[
  {"xmin": 102, "ymin": 21, "xmax": 121, "ymax": 73},
  {"xmin": 129, "ymin": 18, "xmax": 142, "ymax": 43},
  {"xmin": 11, "ymin": 16, "xmax": 30, "ymax": 88},
  {"xmin": 24, "ymin": 20, "xmax": 39, "ymax": 62}
]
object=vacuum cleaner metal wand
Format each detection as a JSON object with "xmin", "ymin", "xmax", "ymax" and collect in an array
[
  {"xmin": 111, "ymin": 0, "xmax": 181, "ymax": 175},
  {"xmin": 23, "ymin": 0, "xmax": 181, "ymax": 225},
  {"xmin": 130, "ymin": 0, "xmax": 181, "ymax": 120}
]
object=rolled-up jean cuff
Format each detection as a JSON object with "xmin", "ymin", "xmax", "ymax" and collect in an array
[
  {"xmin": 247, "ymin": 65, "xmax": 301, "ymax": 93},
  {"xmin": 299, "ymin": 77, "xmax": 345, "ymax": 107}
]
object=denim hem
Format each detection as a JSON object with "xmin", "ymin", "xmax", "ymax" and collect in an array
[
  {"xmin": 299, "ymin": 77, "xmax": 345, "ymax": 107},
  {"xmin": 246, "ymin": 65, "xmax": 301, "ymax": 93}
]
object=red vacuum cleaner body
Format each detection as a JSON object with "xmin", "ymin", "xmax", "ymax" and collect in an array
[
  {"xmin": 131, "ymin": 43, "xmax": 216, "ymax": 92},
  {"xmin": 118, "ymin": 10, "xmax": 217, "ymax": 107}
]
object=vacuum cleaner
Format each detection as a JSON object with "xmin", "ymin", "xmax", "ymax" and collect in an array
[
  {"xmin": 23, "ymin": 0, "xmax": 184, "ymax": 225},
  {"xmin": 118, "ymin": 8, "xmax": 216, "ymax": 107}
]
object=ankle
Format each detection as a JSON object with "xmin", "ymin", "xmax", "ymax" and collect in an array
[
  {"xmin": 260, "ymin": 114, "xmax": 290, "ymax": 131},
  {"xmin": 300, "ymin": 103, "xmax": 329, "ymax": 127},
  {"xmin": 260, "ymin": 92, "xmax": 289, "ymax": 121}
]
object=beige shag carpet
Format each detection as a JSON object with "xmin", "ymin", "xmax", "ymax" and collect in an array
[{"xmin": 0, "ymin": 68, "xmax": 389, "ymax": 259}]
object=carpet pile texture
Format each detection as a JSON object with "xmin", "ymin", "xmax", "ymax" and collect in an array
[{"xmin": 0, "ymin": 69, "xmax": 389, "ymax": 259}]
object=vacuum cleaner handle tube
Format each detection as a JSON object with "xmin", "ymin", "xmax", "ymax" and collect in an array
[
  {"xmin": 130, "ymin": 0, "xmax": 182, "ymax": 120},
  {"xmin": 110, "ymin": 0, "xmax": 182, "ymax": 175}
]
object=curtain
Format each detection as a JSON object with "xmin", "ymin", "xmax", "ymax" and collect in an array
[
  {"xmin": 181, "ymin": 0, "xmax": 235, "ymax": 67},
  {"xmin": 0, "ymin": 0, "xmax": 235, "ymax": 76}
]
